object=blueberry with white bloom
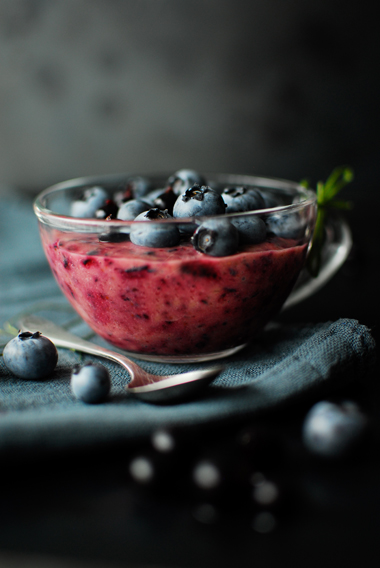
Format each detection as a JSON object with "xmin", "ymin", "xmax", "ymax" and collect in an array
[
  {"xmin": 130, "ymin": 208, "xmax": 181, "ymax": 248},
  {"xmin": 3, "ymin": 331, "xmax": 58, "ymax": 379},
  {"xmin": 191, "ymin": 218, "xmax": 239, "ymax": 257},
  {"xmin": 168, "ymin": 169, "xmax": 206, "ymax": 196},
  {"xmin": 173, "ymin": 185, "xmax": 226, "ymax": 218},
  {"xmin": 302, "ymin": 400, "xmax": 368, "ymax": 458},
  {"xmin": 150, "ymin": 187, "xmax": 177, "ymax": 214},
  {"xmin": 222, "ymin": 187, "xmax": 265, "ymax": 213},
  {"xmin": 126, "ymin": 175, "xmax": 152, "ymax": 199},
  {"xmin": 266, "ymin": 212, "xmax": 304, "ymax": 239},
  {"xmin": 117, "ymin": 199, "xmax": 151, "ymax": 221},
  {"xmin": 144, "ymin": 187, "xmax": 169, "ymax": 206},
  {"xmin": 70, "ymin": 186, "xmax": 108, "ymax": 218},
  {"xmin": 95, "ymin": 198, "xmax": 118, "ymax": 219},
  {"xmin": 258, "ymin": 190, "xmax": 282, "ymax": 209},
  {"xmin": 71, "ymin": 362, "xmax": 111, "ymax": 404},
  {"xmin": 231, "ymin": 216, "xmax": 267, "ymax": 245}
]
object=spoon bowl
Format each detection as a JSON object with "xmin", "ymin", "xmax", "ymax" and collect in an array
[{"xmin": 17, "ymin": 315, "xmax": 222, "ymax": 403}]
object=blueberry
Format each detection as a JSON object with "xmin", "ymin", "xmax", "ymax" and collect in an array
[
  {"xmin": 70, "ymin": 186, "xmax": 108, "ymax": 218},
  {"xmin": 144, "ymin": 187, "xmax": 168, "ymax": 206},
  {"xmin": 168, "ymin": 169, "xmax": 206, "ymax": 196},
  {"xmin": 95, "ymin": 198, "xmax": 119, "ymax": 219},
  {"xmin": 117, "ymin": 199, "xmax": 151, "ymax": 221},
  {"xmin": 191, "ymin": 218, "xmax": 239, "ymax": 256},
  {"xmin": 125, "ymin": 176, "xmax": 152, "ymax": 199},
  {"xmin": 258, "ymin": 190, "xmax": 282, "ymax": 209},
  {"xmin": 98, "ymin": 231, "xmax": 130, "ymax": 243},
  {"xmin": 231, "ymin": 216, "xmax": 267, "ymax": 245},
  {"xmin": 302, "ymin": 400, "xmax": 368, "ymax": 458},
  {"xmin": 173, "ymin": 185, "xmax": 226, "ymax": 218},
  {"xmin": 71, "ymin": 362, "xmax": 111, "ymax": 404},
  {"xmin": 265, "ymin": 212, "xmax": 305, "ymax": 239},
  {"xmin": 130, "ymin": 208, "xmax": 181, "ymax": 248},
  {"xmin": 151, "ymin": 187, "xmax": 178, "ymax": 214},
  {"xmin": 3, "ymin": 331, "xmax": 58, "ymax": 379},
  {"xmin": 113, "ymin": 176, "xmax": 152, "ymax": 206},
  {"xmin": 222, "ymin": 187, "xmax": 265, "ymax": 213}
]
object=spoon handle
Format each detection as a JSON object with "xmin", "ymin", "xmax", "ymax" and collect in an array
[{"xmin": 18, "ymin": 315, "xmax": 147, "ymax": 383}]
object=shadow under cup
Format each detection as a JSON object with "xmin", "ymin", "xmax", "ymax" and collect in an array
[{"xmin": 34, "ymin": 173, "xmax": 317, "ymax": 362}]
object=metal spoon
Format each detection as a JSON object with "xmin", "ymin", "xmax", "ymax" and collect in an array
[{"xmin": 18, "ymin": 315, "xmax": 223, "ymax": 403}]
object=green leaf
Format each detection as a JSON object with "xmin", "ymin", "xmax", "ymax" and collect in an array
[
  {"xmin": 305, "ymin": 165, "xmax": 354, "ymax": 277},
  {"xmin": 326, "ymin": 199, "xmax": 353, "ymax": 210},
  {"xmin": 321, "ymin": 166, "xmax": 354, "ymax": 202}
]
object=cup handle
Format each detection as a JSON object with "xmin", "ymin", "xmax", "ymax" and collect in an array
[{"xmin": 283, "ymin": 216, "xmax": 352, "ymax": 310}]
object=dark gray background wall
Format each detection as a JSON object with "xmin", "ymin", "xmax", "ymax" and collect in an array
[{"xmin": 0, "ymin": 0, "xmax": 378, "ymax": 198}]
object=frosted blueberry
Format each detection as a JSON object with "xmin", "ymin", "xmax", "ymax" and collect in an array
[
  {"xmin": 95, "ymin": 198, "xmax": 118, "ymax": 219},
  {"xmin": 173, "ymin": 185, "xmax": 226, "ymax": 218},
  {"xmin": 144, "ymin": 187, "xmax": 169, "ymax": 206},
  {"xmin": 3, "ymin": 331, "xmax": 58, "ymax": 380},
  {"xmin": 123, "ymin": 176, "xmax": 152, "ymax": 200},
  {"xmin": 113, "ymin": 177, "xmax": 151, "ymax": 206},
  {"xmin": 265, "ymin": 212, "xmax": 304, "ymax": 239},
  {"xmin": 222, "ymin": 187, "xmax": 265, "ymax": 213},
  {"xmin": 70, "ymin": 186, "xmax": 108, "ymax": 218},
  {"xmin": 71, "ymin": 362, "xmax": 111, "ymax": 404},
  {"xmin": 302, "ymin": 400, "xmax": 368, "ymax": 458},
  {"xmin": 258, "ymin": 190, "xmax": 282, "ymax": 209},
  {"xmin": 130, "ymin": 208, "xmax": 181, "ymax": 248},
  {"xmin": 191, "ymin": 218, "xmax": 239, "ymax": 257},
  {"xmin": 168, "ymin": 169, "xmax": 206, "ymax": 196},
  {"xmin": 231, "ymin": 216, "xmax": 267, "ymax": 245},
  {"xmin": 117, "ymin": 199, "xmax": 151, "ymax": 221}
]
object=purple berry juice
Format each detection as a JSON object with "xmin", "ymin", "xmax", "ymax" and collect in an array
[{"xmin": 40, "ymin": 227, "xmax": 307, "ymax": 357}]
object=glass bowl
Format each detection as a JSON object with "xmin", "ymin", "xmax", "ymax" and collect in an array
[{"xmin": 34, "ymin": 172, "xmax": 317, "ymax": 362}]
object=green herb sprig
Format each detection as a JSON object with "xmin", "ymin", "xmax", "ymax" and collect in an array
[{"xmin": 304, "ymin": 165, "xmax": 354, "ymax": 277}]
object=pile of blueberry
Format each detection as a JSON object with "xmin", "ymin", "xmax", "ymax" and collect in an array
[{"xmin": 69, "ymin": 169, "xmax": 299, "ymax": 256}]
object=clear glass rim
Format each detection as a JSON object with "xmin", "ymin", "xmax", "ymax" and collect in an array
[{"xmin": 34, "ymin": 171, "xmax": 317, "ymax": 230}]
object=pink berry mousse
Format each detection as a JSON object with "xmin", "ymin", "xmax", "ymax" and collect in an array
[{"xmin": 41, "ymin": 228, "xmax": 307, "ymax": 357}]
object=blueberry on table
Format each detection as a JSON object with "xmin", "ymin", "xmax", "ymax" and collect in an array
[
  {"xmin": 116, "ymin": 199, "xmax": 151, "ymax": 221},
  {"xmin": 173, "ymin": 185, "xmax": 227, "ymax": 218},
  {"xmin": 3, "ymin": 331, "xmax": 58, "ymax": 379},
  {"xmin": 130, "ymin": 208, "xmax": 181, "ymax": 248},
  {"xmin": 231, "ymin": 216, "xmax": 267, "ymax": 245},
  {"xmin": 70, "ymin": 186, "xmax": 108, "ymax": 218},
  {"xmin": 191, "ymin": 218, "xmax": 239, "ymax": 256},
  {"xmin": 302, "ymin": 400, "xmax": 368, "ymax": 458},
  {"xmin": 222, "ymin": 187, "xmax": 265, "ymax": 213},
  {"xmin": 168, "ymin": 169, "xmax": 206, "ymax": 196},
  {"xmin": 71, "ymin": 362, "xmax": 111, "ymax": 404}
]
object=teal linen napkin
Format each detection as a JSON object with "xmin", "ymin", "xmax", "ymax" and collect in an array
[
  {"xmin": 0, "ymin": 195, "xmax": 376, "ymax": 453},
  {"xmin": 0, "ymin": 316, "xmax": 376, "ymax": 452}
]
